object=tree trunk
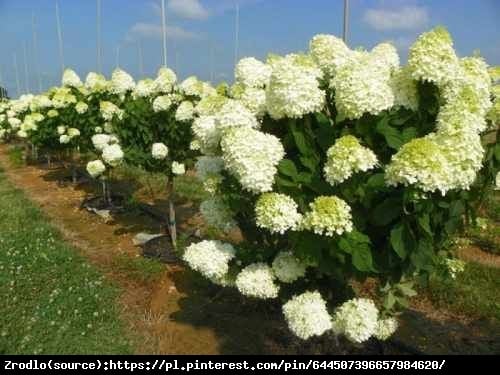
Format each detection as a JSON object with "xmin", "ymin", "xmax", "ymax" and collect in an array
[{"xmin": 166, "ymin": 177, "xmax": 177, "ymax": 249}]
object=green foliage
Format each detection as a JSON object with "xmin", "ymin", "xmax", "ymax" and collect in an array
[
  {"xmin": 114, "ymin": 96, "xmax": 196, "ymax": 176},
  {"xmin": 219, "ymin": 81, "xmax": 498, "ymax": 295}
]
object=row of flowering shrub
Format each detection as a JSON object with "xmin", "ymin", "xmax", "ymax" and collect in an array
[{"xmin": 0, "ymin": 26, "xmax": 499, "ymax": 345}]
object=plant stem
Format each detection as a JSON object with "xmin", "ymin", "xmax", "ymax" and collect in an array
[{"xmin": 166, "ymin": 177, "xmax": 177, "ymax": 249}]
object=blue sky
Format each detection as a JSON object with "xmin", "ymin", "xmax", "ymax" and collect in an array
[{"xmin": 0, "ymin": 0, "xmax": 499, "ymax": 98}]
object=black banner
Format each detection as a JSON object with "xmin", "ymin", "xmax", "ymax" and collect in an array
[{"xmin": 1, "ymin": 355, "xmax": 499, "ymax": 373}]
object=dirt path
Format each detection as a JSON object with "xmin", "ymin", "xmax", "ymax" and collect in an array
[
  {"xmin": 0, "ymin": 146, "xmax": 221, "ymax": 354},
  {"xmin": 1, "ymin": 145, "xmax": 499, "ymax": 355}
]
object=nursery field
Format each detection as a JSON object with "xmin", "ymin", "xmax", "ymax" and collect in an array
[
  {"xmin": 0, "ymin": 145, "xmax": 499, "ymax": 355},
  {"xmin": 1, "ymin": 25, "xmax": 499, "ymax": 355}
]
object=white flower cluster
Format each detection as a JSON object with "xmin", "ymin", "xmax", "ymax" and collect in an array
[
  {"xmin": 92, "ymin": 134, "xmax": 116, "ymax": 151},
  {"xmin": 272, "ymin": 251, "xmax": 306, "ymax": 283},
  {"xmin": 175, "ymin": 101, "xmax": 195, "ymax": 122},
  {"xmin": 266, "ymin": 55, "xmax": 325, "ymax": 119},
  {"xmin": 235, "ymin": 57, "xmax": 272, "ymax": 88},
  {"xmin": 182, "ymin": 240, "xmax": 236, "ymax": 285},
  {"xmin": 151, "ymin": 142, "xmax": 169, "ymax": 160},
  {"xmin": 331, "ymin": 298, "xmax": 379, "ymax": 344},
  {"xmin": 496, "ymin": 172, "xmax": 500, "ymax": 190},
  {"xmin": 192, "ymin": 116, "xmax": 220, "ymax": 155},
  {"xmin": 154, "ymin": 67, "xmax": 177, "ymax": 93},
  {"xmin": 238, "ymin": 87, "xmax": 267, "ymax": 117},
  {"xmin": 385, "ymin": 137, "xmax": 452, "ymax": 194},
  {"xmin": 86, "ymin": 160, "xmax": 106, "ymax": 178},
  {"xmin": 102, "ymin": 144, "xmax": 124, "ymax": 167},
  {"xmin": 85, "ymin": 72, "xmax": 108, "ymax": 92},
  {"xmin": 62, "ymin": 69, "xmax": 82, "ymax": 87},
  {"xmin": 408, "ymin": 26, "xmax": 458, "ymax": 87},
  {"xmin": 200, "ymin": 197, "xmax": 237, "ymax": 232},
  {"xmin": 51, "ymin": 88, "xmax": 77, "ymax": 108},
  {"xmin": 374, "ymin": 317, "xmax": 398, "ymax": 341},
  {"xmin": 332, "ymin": 50, "xmax": 395, "ymax": 120},
  {"xmin": 58, "ymin": 127, "xmax": 80, "ymax": 144},
  {"xmin": 387, "ymin": 27, "xmax": 490, "ymax": 195},
  {"xmin": 220, "ymin": 127, "xmax": 285, "ymax": 194},
  {"xmin": 180, "ymin": 76, "xmax": 215, "ymax": 98},
  {"xmin": 301, "ymin": 196, "xmax": 353, "ymax": 236},
  {"xmin": 100, "ymin": 101, "xmax": 124, "ymax": 121},
  {"xmin": 152, "ymin": 95, "xmax": 172, "ymax": 112},
  {"xmin": 75, "ymin": 101, "xmax": 89, "ymax": 114},
  {"xmin": 235, "ymin": 263, "xmax": 280, "ymax": 299},
  {"xmin": 390, "ymin": 67, "xmax": 419, "ymax": 111},
  {"xmin": 30, "ymin": 95, "xmax": 52, "ymax": 111},
  {"xmin": 324, "ymin": 135, "xmax": 378, "ymax": 185},
  {"xmin": 309, "ymin": 34, "xmax": 351, "ymax": 78},
  {"xmin": 282, "ymin": 291, "xmax": 332, "ymax": 340},
  {"xmin": 194, "ymin": 94, "xmax": 228, "ymax": 117},
  {"xmin": 133, "ymin": 79, "xmax": 156, "ymax": 98},
  {"xmin": 110, "ymin": 69, "xmax": 136, "ymax": 95},
  {"xmin": 215, "ymin": 99, "xmax": 259, "ymax": 130},
  {"xmin": 254, "ymin": 193, "xmax": 302, "ymax": 234},
  {"xmin": 171, "ymin": 161, "xmax": 185, "ymax": 175}
]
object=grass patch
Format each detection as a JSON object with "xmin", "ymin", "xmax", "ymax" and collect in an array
[
  {"xmin": 7, "ymin": 145, "xmax": 25, "ymax": 167},
  {"xmin": 111, "ymin": 255, "xmax": 164, "ymax": 284},
  {"xmin": 174, "ymin": 174, "xmax": 208, "ymax": 203},
  {"xmin": 428, "ymin": 261, "xmax": 500, "ymax": 322},
  {"xmin": 0, "ymin": 170, "xmax": 131, "ymax": 354}
]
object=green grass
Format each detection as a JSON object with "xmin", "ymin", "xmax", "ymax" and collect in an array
[
  {"xmin": 7, "ymin": 145, "xmax": 25, "ymax": 167},
  {"xmin": 0, "ymin": 169, "xmax": 131, "ymax": 354},
  {"xmin": 174, "ymin": 174, "xmax": 209, "ymax": 203},
  {"xmin": 112, "ymin": 255, "xmax": 164, "ymax": 284},
  {"xmin": 428, "ymin": 261, "xmax": 500, "ymax": 322}
]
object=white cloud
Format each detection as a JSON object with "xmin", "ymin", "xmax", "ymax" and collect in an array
[
  {"xmin": 126, "ymin": 22, "xmax": 200, "ymax": 43},
  {"xmin": 167, "ymin": 0, "xmax": 210, "ymax": 20},
  {"xmin": 364, "ymin": 6, "xmax": 429, "ymax": 31}
]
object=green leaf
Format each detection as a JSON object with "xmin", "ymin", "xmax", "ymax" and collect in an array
[
  {"xmin": 383, "ymin": 292, "xmax": 396, "ymax": 310},
  {"xmin": 402, "ymin": 127, "xmax": 418, "ymax": 143},
  {"xmin": 290, "ymin": 122, "xmax": 313, "ymax": 156},
  {"xmin": 397, "ymin": 282, "xmax": 417, "ymax": 297},
  {"xmin": 494, "ymin": 144, "xmax": 500, "ymax": 162},
  {"xmin": 417, "ymin": 214, "xmax": 433, "ymax": 237},
  {"xmin": 278, "ymin": 159, "xmax": 299, "ymax": 180},
  {"xmin": 299, "ymin": 156, "xmax": 318, "ymax": 172},
  {"xmin": 390, "ymin": 224, "xmax": 407, "ymax": 259},
  {"xmin": 371, "ymin": 197, "xmax": 402, "ymax": 226},
  {"xmin": 351, "ymin": 245, "xmax": 374, "ymax": 272},
  {"xmin": 449, "ymin": 200, "xmax": 465, "ymax": 217},
  {"xmin": 366, "ymin": 173, "xmax": 386, "ymax": 190},
  {"xmin": 376, "ymin": 120, "xmax": 404, "ymax": 150}
]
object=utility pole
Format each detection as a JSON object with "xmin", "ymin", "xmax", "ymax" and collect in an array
[
  {"xmin": 32, "ymin": 12, "xmax": 42, "ymax": 93},
  {"xmin": 234, "ymin": 2, "xmax": 239, "ymax": 69},
  {"xmin": 161, "ymin": 0, "xmax": 167, "ymax": 66},
  {"xmin": 342, "ymin": 0, "xmax": 349, "ymax": 45},
  {"xmin": 97, "ymin": 0, "xmax": 102, "ymax": 73},
  {"xmin": 55, "ymin": 1, "xmax": 65, "ymax": 75},
  {"xmin": 13, "ymin": 54, "xmax": 21, "ymax": 98},
  {"xmin": 138, "ymin": 39, "xmax": 144, "ymax": 77},
  {"xmin": 23, "ymin": 42, "xmax": 30, "ymax": 94}
]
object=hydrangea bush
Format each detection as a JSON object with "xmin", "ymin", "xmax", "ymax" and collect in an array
[{"xmin": 185, "ymin": 27, "xmax": 500, "ymax": 343}]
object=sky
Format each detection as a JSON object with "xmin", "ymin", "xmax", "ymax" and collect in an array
[{"xmin": 0, "ymin": 0, "xmax": 499, "ymax": 98}]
